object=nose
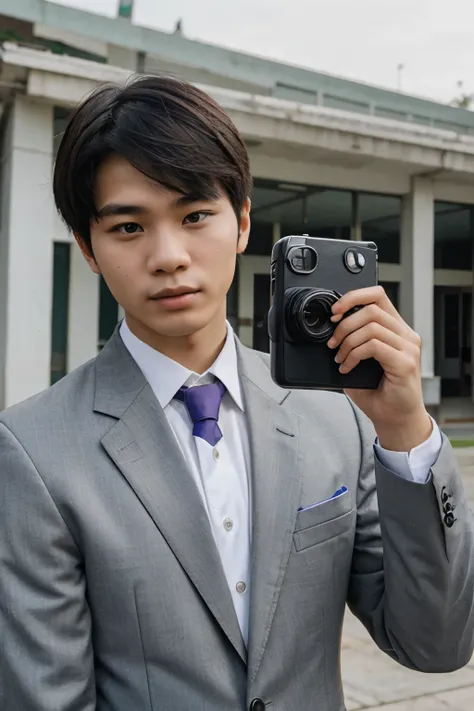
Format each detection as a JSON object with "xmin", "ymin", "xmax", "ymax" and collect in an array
[{"xmin": 147, "ymin": 229, "xmax": 191, "ymax": 274}]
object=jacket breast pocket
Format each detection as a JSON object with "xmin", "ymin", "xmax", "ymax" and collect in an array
[{"xmin": 293, "ymin": 492, "xmax": 354, "ymax": 552}]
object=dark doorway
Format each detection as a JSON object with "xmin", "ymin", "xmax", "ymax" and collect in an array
[
  {"xmin": 253, "ymin": 274, "xmax": 271, "ymax": 352},
  {"xmin": 435, "ymin": 287, "xmax": 472, "ymax": 397}
]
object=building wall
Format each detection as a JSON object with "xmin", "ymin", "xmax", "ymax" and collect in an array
[
  {"xmin": 2, "ymin": 92, "xmax": 474, "ymax": 409},
  {"xmin": 0, "ymin": 96, "xmax": 55, "ymax": 410}
]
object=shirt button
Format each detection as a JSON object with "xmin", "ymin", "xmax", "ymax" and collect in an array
[
  {"xmin": 213, "ymin": 447, "xmax": 220, "ymax": 462},
  {"xmin": 236, "ymin": 581, "xmax": 247, "ymax": 594},
  {"xmin": 223, "ymin": 517, "xmax": 233, "ymax": 532}
]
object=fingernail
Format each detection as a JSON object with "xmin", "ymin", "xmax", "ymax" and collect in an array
[
  {"xmin": 334, "ymin": 353, "xmax": 341, "ymax": 363},
  {"xmin": 339, "ymin": 364, "xmax": 348, "ymax": 373},
  {"xmin": 327, "ymin": 338, "xmax": 336, "ymax": 348},
  {"xmin": 331, "ymin": 314, "xmax": 342, "ymax": 322}
]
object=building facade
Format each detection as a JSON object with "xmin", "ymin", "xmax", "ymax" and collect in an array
[{"xmin": 2, "ymin": 0, "xmax": 474, "ymax": 417}]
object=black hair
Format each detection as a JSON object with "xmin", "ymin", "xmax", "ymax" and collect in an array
[{"xmin": 53, "ymin": 74, "xmax": 252, "ymax": 253}]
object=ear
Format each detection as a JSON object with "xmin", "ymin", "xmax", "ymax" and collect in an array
[
  {"xmin": 74, "ymin": 233, "xmax": 101, "ymax": 275},
  {"xmin": 237, "ymin": 197, "xmax": 251, "ymax": 255}
]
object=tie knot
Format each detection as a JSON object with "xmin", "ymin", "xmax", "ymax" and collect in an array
[
  {"xmin": 175, "ymin": 380, "xmax": 226, "ymax": 446},
  {"xmin": 174, "ymin": 381, "xmax": 226, "ymax": 446},
  {"xmin": 175, "ymin": 381, "xmax": 226, "ymax": 428}
]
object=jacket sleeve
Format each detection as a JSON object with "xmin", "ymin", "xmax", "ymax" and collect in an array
[
  {"xmin": 346, "ymin": 401, "xmax": 474, "ymax": 672},
  {"xmin": 0, "ymin": 422, "xmax": 96, "ymax": 710}
]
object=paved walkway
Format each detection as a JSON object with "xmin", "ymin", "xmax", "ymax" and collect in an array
[{"xmin": 341, "ymin": 450, "xmax": 474, "ymax": 710}]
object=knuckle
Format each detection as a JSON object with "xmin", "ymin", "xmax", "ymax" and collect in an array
[
  {"xmin": 412, "ymin": 331, "xmax": 422, "ymax": 348},
  {"xmin": 368, "ymin": 303, "xmax": 380, "ymax": 319},
  {"xmin": 407, "ymin": 341, "xmax": 421, "ymax": 359},
  {"xmin": 368, "ymin": 338, "xmax": 383, "ymax": 358},
  {"xmin": 405, "ymin": 355, "xmax": 418, "ymax": 373},
  {"xmin": 368, "ymin": 321, "xmax": 382, "ymax": 338}
]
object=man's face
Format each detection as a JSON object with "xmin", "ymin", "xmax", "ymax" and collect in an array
[{"xmin": 79, "ymin": 155, "xmax": 250, "ymax": 342}]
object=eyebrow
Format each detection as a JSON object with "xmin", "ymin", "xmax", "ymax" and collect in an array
[
  {"xmin": 96, "ymin": 193, "xmax": 218, "ymax": 220},
  {"xmin": 96, "ymin": 204, "xmax": 146, "ymax": 219}
]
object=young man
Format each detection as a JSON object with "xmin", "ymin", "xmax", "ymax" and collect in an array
[{"xmin": 0, "ymin": 76, "xmax": 473, "ymax": 711}]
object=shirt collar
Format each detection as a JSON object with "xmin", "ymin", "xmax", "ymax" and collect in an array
[{"xmin": 119, "ymin": 319, "xmax": 244, "ymax": 411}]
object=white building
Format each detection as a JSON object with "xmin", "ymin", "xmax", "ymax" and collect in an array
[{"xmin": 2, "ymin": 0, "xmax": 474, "ymax": 419}]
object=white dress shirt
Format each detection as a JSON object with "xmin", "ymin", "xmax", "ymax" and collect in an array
[
  {"xmin": 120, "ymin": 319, "xmax": 441, "ymax": 644},
  {"xmin": 120, "ymin": 320, "xmax": 252, "ymax": 644}
]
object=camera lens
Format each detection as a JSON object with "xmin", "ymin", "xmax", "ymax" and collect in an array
[
  {"xmin": 303, "ymin": 300, "xmax": 327, "ymax": 330},
  {"xmin": 286, "ymin": 288, "xmax": 339, "ymax": 343}
]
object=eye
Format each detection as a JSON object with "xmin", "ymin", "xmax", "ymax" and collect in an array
[
  {"xmin": 183, "ymin": 211, "xmax": 212, "ymax": 225},
  {"xmin": 112, "ymin": 222, "xmax": 143, "ymax": 235}
]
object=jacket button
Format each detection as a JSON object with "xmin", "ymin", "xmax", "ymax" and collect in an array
[
  {"xmin": 444, "ymin": 512, "xmax": 456, "ymax": 528},
  {"xmin": 250, "ymin": 699, "xmax": 265, "ymax": 711}
]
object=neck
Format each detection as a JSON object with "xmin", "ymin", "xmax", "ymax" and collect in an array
[{"xmin": 124, "ymin": 305, "xmax": 228, "ymax": 374}]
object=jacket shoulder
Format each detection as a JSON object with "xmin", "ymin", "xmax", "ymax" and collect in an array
[{"xmin": 0, "ymin": 356, "xmax": 97, "ymax": 435}]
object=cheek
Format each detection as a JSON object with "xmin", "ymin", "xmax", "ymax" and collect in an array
[
  {"xmin": 197, "ymin": 235, "xmax": 236, "ymax": 281},
  {"xmin": 92, "ymin": 239, "xmax": 140, "ymax": 293}
]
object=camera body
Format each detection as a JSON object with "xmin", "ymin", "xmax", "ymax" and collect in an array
[{"xmin": 268, "ymin": 235, "xmax": 383, "ymax": 390}]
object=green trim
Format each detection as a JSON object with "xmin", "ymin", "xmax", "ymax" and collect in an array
[
  {"xmin": 118, "ymin": 2, "xmax": 133, "ymax": 19},
  {"xmin": 0, "ymin": 29, "xmax": 107, "ymax": 63}
]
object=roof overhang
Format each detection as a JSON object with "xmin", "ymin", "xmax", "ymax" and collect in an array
[{"xmin": 2, "ymin": 41, "xmax": 474, "ymax": 184}]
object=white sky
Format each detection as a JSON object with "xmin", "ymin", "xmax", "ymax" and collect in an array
[{"xmin": 53, "ymin": 0, "xmax": 474, "ymax": 104}]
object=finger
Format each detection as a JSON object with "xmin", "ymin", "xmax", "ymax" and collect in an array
[
  {"xmin": 333, "ymin": 322, "xmax": 407, "ymax": 365},
  {"xmin": 338, "ymin": 339, "xmax": 417, "ymax": 376},
  {"xmin": 328, "ymin": 303, "xmax": 408, "ymax": 349},
  {"xmin": 332, "ymin": 286, "xmax": 399, "ymax": 320}
]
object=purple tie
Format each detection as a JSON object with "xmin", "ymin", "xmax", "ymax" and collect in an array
[{"xmin": 174, "ymin": 381, "xmax": 226, "ymax": 446}]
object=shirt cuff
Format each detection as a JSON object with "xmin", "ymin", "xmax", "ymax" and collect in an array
[{"xmin": 374, "ymin": 417, "xmax": 442, "ymax": 484}]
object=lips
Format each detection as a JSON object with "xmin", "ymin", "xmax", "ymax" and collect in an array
[{"xmin": 150, "ymin": 287, "xmax": 200, "ymax": 300}]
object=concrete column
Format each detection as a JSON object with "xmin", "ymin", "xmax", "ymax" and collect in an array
[
  {"xmin": 67, "ymin": 244, "xmax": 100, "ymax": 372},
  {"xmin": 351, "ymin": 192, "xmax": 362, "ymax": 241},
  {"xmin": 0, "ymin": 97, "xmax": 54, "ymax": 409},
  {"xmin": 272, "ymin": 222, "xmax": 281, "ymax": 245},
  {"xmin": 400, "ymin": 176, "xmax": 440, "ymax": 406}
]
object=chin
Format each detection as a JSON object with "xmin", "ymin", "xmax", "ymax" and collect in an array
[{"xmin": 147, "ymin": 310, "xmax": 221, "ymax": 339}]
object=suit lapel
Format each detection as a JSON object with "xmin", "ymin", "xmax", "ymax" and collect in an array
[
  {"xmin": 94, "ymin": 329, "xmax": 246, "ymax": 662},
  {"xmin": 236, "ymin": 342, "xmax": 303, "ymax": 683}
]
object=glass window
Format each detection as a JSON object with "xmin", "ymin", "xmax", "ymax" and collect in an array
[
  {"xmin": 250, "ymin": 179, "xmax": 353, "ymax": 253},
  {"xmin": 435, "ymin": 202, "xmax": 473, "ymax": 270},
  {"xmin": 444, "ymin": 293, "xmax": 460, "ymax": 358},
  {"xmin": 359, "ymin": 193, "xmax": 401, "ymax": 263},
  {"xmin": 249, "ymin": 181, "xmax": 307, "ymax": 255},
  {"xmin": 291, "ymin": 188, "xmax": 352, "ymax": 240},
  {"xmin": 250, "ymin": 180, "xmax": 401, "ymax": 262},
  {"xmin": 53, "ymin": 107, "xmax": 71, "ymax": 156}
]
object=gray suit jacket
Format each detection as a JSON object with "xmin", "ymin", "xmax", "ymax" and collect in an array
[{"xmin": 1, "ymin": 329, "xmax": 473, "ymax": 711}]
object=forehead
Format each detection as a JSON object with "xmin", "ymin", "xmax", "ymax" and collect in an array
[
  {"xmin": 94, "ymin": 155, "xmax": 171, "ymax": 205},
  {"xmin": 94, "ymin": 155, "xmax": 224, "ymax": 210}
]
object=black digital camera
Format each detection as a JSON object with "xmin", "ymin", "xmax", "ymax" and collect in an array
[{"xmin": 268, "ymin": 235, "xmax": 383, "ymax": 390}]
